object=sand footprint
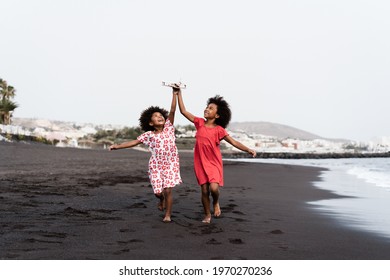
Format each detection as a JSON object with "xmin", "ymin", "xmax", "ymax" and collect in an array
[
  {"xmin": 127, "ymin": 203, "xmax": 147, "ymax": 209},
  {"xmin": 206, "ymin": 238, "xmax": 222, "ymax": 245},
  {"xmin": 228, "ymin": 238, "xmax": 244, "ymax": 244}
]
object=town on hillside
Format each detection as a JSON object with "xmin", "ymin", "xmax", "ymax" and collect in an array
[{"xmin": 1, "ymin": 118, "xmax": 389, "ymax": 157}]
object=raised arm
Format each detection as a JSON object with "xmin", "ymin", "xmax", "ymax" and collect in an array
[
  {"xmin": 168, "ymin": 88, "xmax": 178, "ymax": 125},
  {"xmin": 177, "ymin": 90, "xmax": 195, "ymax": 123},
  {"xmin": 223, "ymin": 135, "xmax": 257, "ymax": 157},
  {"xmin": 109, "ymin": 139, "xmax": 141, "ymax": 151}
]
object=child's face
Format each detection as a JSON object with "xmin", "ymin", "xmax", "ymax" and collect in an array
[
  {"xmin": 149, "ymin": 112, "xmax": 166, "ymax": 127},
  {"xmin": 204, "ymin": 103, "xmax": 219, "ymax": 120}
]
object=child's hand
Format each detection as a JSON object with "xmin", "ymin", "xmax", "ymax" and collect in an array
[
  {"xmin": 172, "ymin": 83, "xmax": 181, "ymax": 94},
  {"xmin": 109, "ymin": 144, "xmax": 117, "ymax": 151},
  {"xmin": 248, "ymin": 149, "xmax": 257, "ymax": 158}
]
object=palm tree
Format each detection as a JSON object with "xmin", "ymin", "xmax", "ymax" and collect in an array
[
  {"xmin": 0, "ymin": 99, "xmax": 18, "ymax": 124},
  {"xmin": 1, "ymin": 79, "xmax": 16, "ymax": 100},
  {"xmin": 0, "ymin": 78, "xmax": 18, "ymax": 125},
  {"xmin": 0, "ymin": 79, "xmax": 6, "ymax": 92}
]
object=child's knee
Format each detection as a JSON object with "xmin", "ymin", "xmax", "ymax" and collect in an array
[
  {"xmin": 201, "ymin": 188, "xmax": 210, "ymax": 196},
  {"xmin": 210, "ymin": 184, "xmax": 220, "ymax": 193}
]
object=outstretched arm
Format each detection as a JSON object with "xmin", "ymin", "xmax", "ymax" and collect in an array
[
  {"xmin": 109, "ymin": 139, "xmax": 141, "ymax": 150},
  {"xmin": 223, "ymin": 135, "xmax": 257, "ymax": 157},
  {"xmin": 168, "ymin": 88, "xmax": 178, "ymax": 125},
  {"xmin": 177, "ymin": 90, "xmax": 195, "ymax": 123}
]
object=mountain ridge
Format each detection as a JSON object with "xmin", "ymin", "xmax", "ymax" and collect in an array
[{"xmin": 228, "ymin": 121, "xmax": 348, "ymax": 141}]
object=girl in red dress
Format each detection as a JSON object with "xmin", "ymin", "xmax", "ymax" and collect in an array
[
  {"xmin": 177, "ymin": 90, "xmax": 256, "ymax": 223},
  {"xmin": 109, "ymin": 89, "xmax": 181, "ymax": 222}
]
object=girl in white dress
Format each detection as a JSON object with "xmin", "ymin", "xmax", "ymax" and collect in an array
[{"xmin": 109, "ymin": 89, "xmax": 181, "ymax": 222}]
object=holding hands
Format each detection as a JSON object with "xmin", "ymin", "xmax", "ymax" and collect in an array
[{"xmin": 172, "ymin": 84, "xmax": 181, "ymax": 95}]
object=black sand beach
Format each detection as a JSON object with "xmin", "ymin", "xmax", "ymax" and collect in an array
[{"xmin": 1, "ymin": 142, "xmax": 390, "ymax": 260}]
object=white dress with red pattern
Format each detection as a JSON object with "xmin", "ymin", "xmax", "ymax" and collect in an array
[{"xmin": 137, "ymin": 119, "xmax": 182, "ymax": 194}]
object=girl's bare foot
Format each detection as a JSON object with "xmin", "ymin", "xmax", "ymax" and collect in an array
[
  {"xmin": 213, "ymin": 203, "xmax": 221, "ymax": 217},
  {"xmin": 202, "ymin": 215, "xmax": 211, "ymax": 223},
  {"xmin": 163, "ymin": 216, "xmax": 171, "ymax": 223}
]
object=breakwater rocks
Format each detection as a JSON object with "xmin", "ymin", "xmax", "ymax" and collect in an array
[{"xmin": 223, "ymin": 151, "xmax": 390, "ymax": 159}]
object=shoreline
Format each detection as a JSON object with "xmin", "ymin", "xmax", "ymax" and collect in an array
[
  {"xmin": 229, "ymin": 156, "xmax": 390, "ymax": 240},
  {"xmin": 224, "ymin": 151, "xmax": 390, "ymax": 159},
  {"xmin": 1, "ymin": 142, "xmax": 390, "ymax": 259}
]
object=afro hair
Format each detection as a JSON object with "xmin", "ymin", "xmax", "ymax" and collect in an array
[
  {"xmin": 138, "ymin": 106, "xmax": 169, "ymax": 132},
  {"xmin": 207, "ymin": 95, "xmax": 231, "ymax": 128}
]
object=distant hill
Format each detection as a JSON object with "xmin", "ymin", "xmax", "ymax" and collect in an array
[{"xmin": 228, "ymin": 121, "xmax": 324, "ymax": 140}]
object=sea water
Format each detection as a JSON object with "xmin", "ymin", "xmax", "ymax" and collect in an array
[{"xmin": 228, "ymin": 157, "xmax": 390, "ymax": 239}]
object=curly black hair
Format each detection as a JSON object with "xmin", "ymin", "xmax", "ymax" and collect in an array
[
  {"xmin": 138, "ymin": 106, "xmax": 169, "ymax": 132},
  {"xmin": 207, "ymin": 95, "xmax": 231, "ymax": 128}
]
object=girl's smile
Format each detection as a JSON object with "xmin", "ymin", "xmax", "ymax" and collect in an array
[
  {"xmin": 150, "ymin": 112, "xmax": 166, "ymax": 127},
  {"xmin": 204, "ymin": 103, "xmax": 219, "ymax": 119}
]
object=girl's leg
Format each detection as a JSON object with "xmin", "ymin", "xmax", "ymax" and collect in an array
[
  {"xmin": 209, "ymin": 182, "xmax": 221, "ymax": 217},
  {"xmin": 163, "ymin": 187, "xmax": 172, "ymax": 222},
  {"xmin": 201, "ymin": 184, "xmax": 211, "ymax": 223},
  {"xmin": 155, "ymin": 193, "xmax": 165, "ymax": 211}
]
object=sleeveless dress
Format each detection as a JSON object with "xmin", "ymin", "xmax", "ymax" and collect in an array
[
  {"xmin": 193, "ymin": 117, "xmax": 228, "ymax": 186},
  {"xmin": 137, "ymin": 119, "xmax": 182, "ymax": 194}
]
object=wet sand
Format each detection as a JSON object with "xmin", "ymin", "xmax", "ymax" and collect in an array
[{"xmin": 1, "ymin": 142, "xmax": 390, "ymax": 259}]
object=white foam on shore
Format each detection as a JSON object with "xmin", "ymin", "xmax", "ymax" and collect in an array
[
  {"xmin": 311, "ymin": 169, "xmax": 390, "ymax": 239},
  {"xmin": 227, "ymin": 157, "xmax": 390, "ymax": 239}
]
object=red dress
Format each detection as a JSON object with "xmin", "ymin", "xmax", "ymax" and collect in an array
[{"xmin": 193, "ymin": 117, "xmax": 229, "ymax": 186}]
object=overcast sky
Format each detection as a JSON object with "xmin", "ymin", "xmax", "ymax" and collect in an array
[{"xmin": 1, "ymin": 0, "xmax": 389, "ymax": 141}]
